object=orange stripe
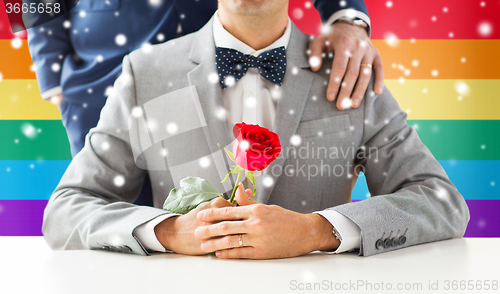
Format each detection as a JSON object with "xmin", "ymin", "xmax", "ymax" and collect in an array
[
  {"xmin": 0, "ymin": 40, "xmax": 498, "ymax": 80},
  {"xmin": 0, "ymin": 40, "xmax": 36, "ymax": 79},
  {"xmin": 372, "ymin": 39, "xmax": 500, "ymax": 79}
]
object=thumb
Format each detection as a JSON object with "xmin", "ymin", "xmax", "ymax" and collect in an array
[{"xmin": 235, "ymin": 183, "xmax": 259, "ymax": 206}]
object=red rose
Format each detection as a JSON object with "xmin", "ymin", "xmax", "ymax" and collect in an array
[{"xmin": 232, "ymin": 122, "xmax": 281, "ymax": 171}]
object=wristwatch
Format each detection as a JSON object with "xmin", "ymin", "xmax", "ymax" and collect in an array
[
  {"xmin": 335, "ymin": 16, "xmax": 369, "ymax": 35},
  {"xmin": 332, "ymin": 226, "xmax": 343, "ymax": 242},
  {"xmin": 336, "ymin": 16, "xmax": 368, "ymax": 28}
]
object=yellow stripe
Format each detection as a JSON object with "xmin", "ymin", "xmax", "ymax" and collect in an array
[
  {"xmin": 0, "ymin": 80, "xmax": 61, "ymax": 120},
  {"xmin": 387, "ymin": 79, "xmax": 500, "ymax": 120},
  {"xmin": 1, "ymin": 79, "xmax": 498, "ymax": 120}
]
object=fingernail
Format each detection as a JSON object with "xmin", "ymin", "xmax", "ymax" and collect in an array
[
  {"xmin": 378, "ymin": 86, "xmax": 383, "ymax": 94},
  {"xmin": 216, "ymin": 251, "xmax": 221, "ymax": 257},
  {"xmin": 352, "ymin": 99, "xmax": 359, "ymax": 108},
  {"xmin": 197, "ymin": 211, "xmax": 205, "ymax": 219},
  {"xmin": 194, "ymin": 228, "xmax": 202, "ymax": 238},
  {"xmin": 201, "ymin": 243, "xmax": 207, "ymax": 251},
  {"xmin": 340, "ymin": 98, "xmax": 352, "ymax": 110},
  {"xmin": 328, "ymin": 93, "xmax": 336, "ymax": 101}
]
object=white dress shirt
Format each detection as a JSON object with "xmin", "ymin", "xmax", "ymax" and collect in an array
[{"xmin": 134, "ymin": 13, "xmax": 361, "ymax": 254}]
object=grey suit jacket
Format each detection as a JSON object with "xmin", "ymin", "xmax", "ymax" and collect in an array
[{"xmin": 43, "ymin": 18, "xmax": 470, "ymax": 256}]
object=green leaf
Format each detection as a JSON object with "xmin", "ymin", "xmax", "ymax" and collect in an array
[
  {"xmin": 246, "ymin": 170, "xmax": 257, "ymax": 196},
  {"xmin": 221, "ymin": 170, "xmax": 232, "ymax": 183},
  {"xmin": 233, "ymin": 164, "xmax": 244, "ymax": 173},
  {"xmin": 163, "ymin": 177, "xmax": 221, "ymax": 214},
  {"xmin": 221, "ymin": 164, "xmax": 245, "ymax": 183},
  {"xmin": 218, "ymin": 143, "xmax": 236, "ymax": 163}
]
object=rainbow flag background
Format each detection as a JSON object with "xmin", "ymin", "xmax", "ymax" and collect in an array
[{"xmin": 0, "ymin": 0, "xmax": 498, "ymax": 237}]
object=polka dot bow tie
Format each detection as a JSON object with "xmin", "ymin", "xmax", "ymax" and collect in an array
[{"xmin": 215, "ymin": 46, "xmax": 287, "ymax": 89}]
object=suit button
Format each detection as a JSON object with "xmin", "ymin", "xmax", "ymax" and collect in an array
[
  {"xmin": 398, "ymin": 235, "xmax": 407, "ymax": 245},
  {"xmin": 391, "ymin": 238, "xmax": 399, "ymax": 247},
  {"xmin": 375, "ymin": 239, "xmax": 384, "ymax": 249},
  {"xmin": 383, "ymin": 238, "xmax": 392, "ymax": 248},
  {"xmin": 122, "ymin": 246, "xmax": 132, "ymax": 253}
]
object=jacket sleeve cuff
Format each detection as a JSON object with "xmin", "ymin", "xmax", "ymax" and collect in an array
[
  {"xmin": 313, "ymin": 210, "xmax": 361, "ymax": 254},
  {"xmin": 325, "ymin": 9, "xmax": 371, "ymax": 37},
  {"xmin": 41, "ymin": 86, "xmax": 62, "ymax": 100},
  {"xmin": 133, "ymin": 213, "xmax": 180, "ymax": 253}
]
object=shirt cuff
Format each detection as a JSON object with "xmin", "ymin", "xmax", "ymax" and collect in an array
[
  {"xmin": 133, "ymin": 214, "xmax": 180, "ymax": 253},
  {"xmin": 313, "ymin": 210, "xmax": 361, "ymax": 254},
  {"xmin": 325, "ymin": 9, "xmax": 371, "ymax": 38},
  {"xmin": 41, "ymin": 86, "xmax": 62, "ymax": 100}
]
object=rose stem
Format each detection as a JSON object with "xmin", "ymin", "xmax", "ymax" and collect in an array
[{"xmin": 229, "ymin": 170, "xmax": 243, "ymax": 204}]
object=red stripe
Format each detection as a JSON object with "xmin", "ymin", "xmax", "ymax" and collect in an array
[
  {"xmin": 3, "ymin": 1, "xmax": 499, "ymax": 40},
  {"xmin": 288, "ymin": 0, "xmax": 323, "ymax": 36},
  {"xmin": 290, "ymin": 0, "xmax": 500, "ymax": 39},
  {"xmin": 286, "ymin": 1, "xmax": 500, "ymax": 39},
  {"xmin": 0, "ymin": 0, "xmax": 24, "ymax": 39},
  {"xmin": 366, "ymin": 0, "xmax": 500, "ymax": 39}
]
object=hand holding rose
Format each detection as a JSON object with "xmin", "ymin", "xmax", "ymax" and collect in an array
[
  {"xmin": 159, "ymin": 122, "xmax": 335, "ymax": 259},
  {"xmin": 155, "ymin": 197, "xmax": 233, "ymax": 255},
  {"xmin": 194, "ymin": 183, "xmax": 341, "ymax": 259}
]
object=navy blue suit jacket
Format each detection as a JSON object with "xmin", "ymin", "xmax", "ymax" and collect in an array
[{"xmin": 27, "ymin": 0, "xmax": 368, "ymax": 110}]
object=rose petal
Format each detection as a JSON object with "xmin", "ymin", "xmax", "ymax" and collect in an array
[
  {"xmin": 231, "ymin": 122, "xmax": 281, "ymax": 171},
  {"xmin": 233, "ymin": 139, "xmax": 249, "ymax": 170}
]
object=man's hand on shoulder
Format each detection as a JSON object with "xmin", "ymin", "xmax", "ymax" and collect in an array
[
  {"xmin": 194, "ymin": 183, "xmax": 340, "ymax": 259},
  {"xmin": 154, "ymin": 197, "xmax": 233, "ymax": 255},
  {"xmin": 308, "ymin": 21, "xmax": 384, "ymax": 110},
  {"xmin": 49, "ymin": 93, "xmax": 63, "ymax": 110}
]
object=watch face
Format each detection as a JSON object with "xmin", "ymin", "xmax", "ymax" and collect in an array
[{"xmin": 353, "ymin": 19, "xmax": 368, "ymax": 27}]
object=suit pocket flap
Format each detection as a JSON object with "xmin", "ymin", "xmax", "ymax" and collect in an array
[{"xmin": 296, "ymin": 114, "xmax": 350, "ymax": 138}]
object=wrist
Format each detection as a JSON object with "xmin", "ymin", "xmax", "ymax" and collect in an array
[
  {"xmin": 332, "ymin": 19, "xmax": 369, "ymax": 37},
  {"xmin": 50, "ymin": 94, "xmax": 63, "ymax": 109},
  {"xmin": 332, "ymin": 16, "xmax": 370, "ymax": 37},
  {"xmin": 306, "ymin": 213, "xmax": 341, "ymax": 252},
  {"xmin": 154, "ymin": 215, "xmax": 179, "ymax": 251}
]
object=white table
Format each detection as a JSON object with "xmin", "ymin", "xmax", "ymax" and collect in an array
[{"xmin": 1, "ymin": 237, "xmax": 499, "ymax": 294}]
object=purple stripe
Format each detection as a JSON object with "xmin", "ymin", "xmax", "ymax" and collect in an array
[
  {"xmin": 463, "ymin": 200, "xmax": 500, "ymax": 238},
  {"xmin": 0, "ymin": 200, "xmax": 47, "ymax": 236},
  {"xmin": 0, "ymin": 200, "xmax": 498, "ymax": 237}
]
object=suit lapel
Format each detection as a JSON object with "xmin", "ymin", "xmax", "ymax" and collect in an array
[
  {"xmin": 186, "ymin": 18, "xmax": 235, "ymax": 194},
  {"xmin": 256, "ymin": 25, "xmax": 315, "ymax": 204}
]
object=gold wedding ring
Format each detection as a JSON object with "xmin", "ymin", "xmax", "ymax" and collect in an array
[
  {"xmin": 360, "ymin": 63, "xmax": 373, "ymax": 68},
  {"xmin": 238, "ymin": 234, "xmax": 243, "ymax": 247}
]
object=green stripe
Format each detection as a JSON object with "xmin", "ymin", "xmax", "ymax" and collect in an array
[
  {"xmin": 0, "ymin": 120, "xmax": 71, "ymax": 160},
  {"xmin": 0, "ymin": 120, "xmax": 498, "ymax": 160},
  {"xmin": 409, "ymin": 120, "xmax": 500, "ymax": 161}
]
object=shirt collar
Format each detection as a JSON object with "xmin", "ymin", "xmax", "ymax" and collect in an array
[{"xmin": 213, "ymin": 11, "xmax": 291, "ymax": 57}]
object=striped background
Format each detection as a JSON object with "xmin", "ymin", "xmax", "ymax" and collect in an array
[{"xmin": 0, "ymin": 0, "xmax": 498, "ymax": 237}]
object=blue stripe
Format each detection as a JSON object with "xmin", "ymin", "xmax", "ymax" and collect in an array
[
  {"xmin": 0, "ymin": 160, "xmax": 498, "ymax": 200},
  {"xmin": 352, "ymin": 160, "xmax": 500, "ymax": 200},
  {"xmin": 0, "ymin": 160, "xmax": 70, "ymax": 200}
]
